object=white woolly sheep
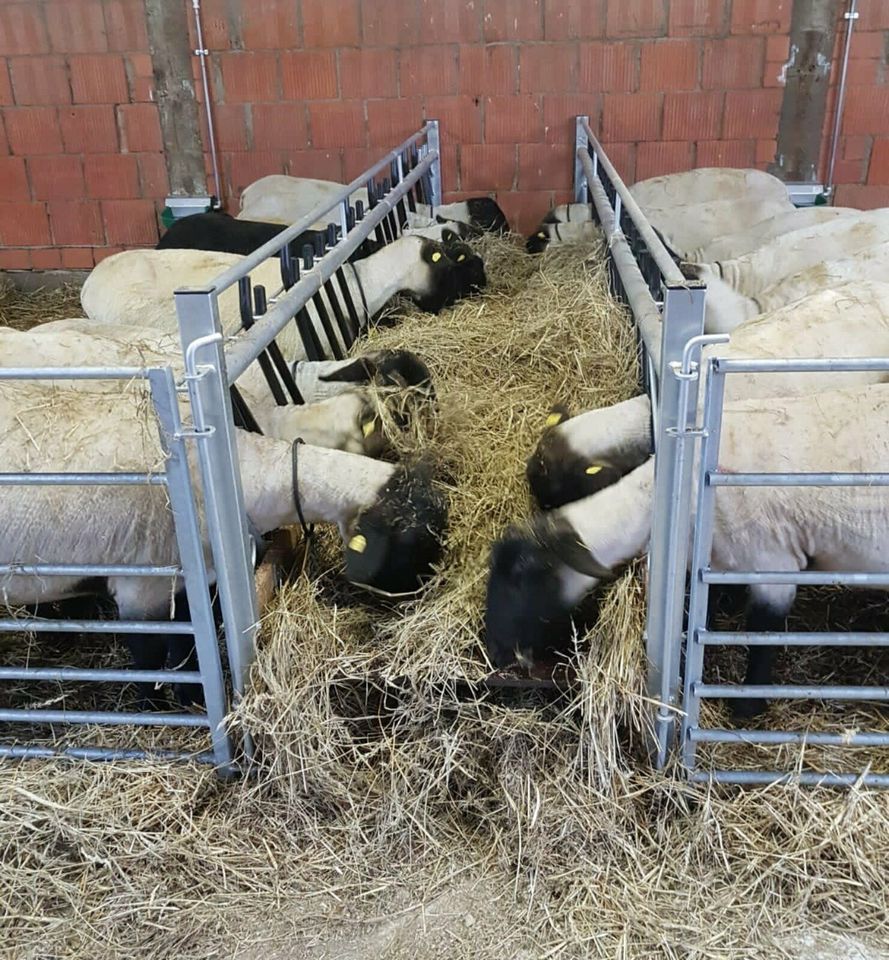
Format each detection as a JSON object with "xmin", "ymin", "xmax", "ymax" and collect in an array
[
  {"xmin": 685, "ymin": 206, "xmax": 858, "ymax": 262},
  {"xmin": 3, "ymin": 322, "xmax": 393, "ymax": 457},
  {"xmin": 629, "ymin": 167, "xmax": 790, "ymax": 210},
  {"xmin": 527, "ymin": 281, "xmax": 889, "ymax": 509},
  {"xmin": 0, "ymin": 380, "xmax": 447, "ymax": 702},
  {"xmin": 492, "ymin": 381, "xmax": 889, "ymax": 716},
  {"xmin": 690, "ymin": 209, "xmax": 889, "ymax": 298},
  {"xmin": 80, "ymin": 237, "xmax": 462, "ymax": 361},
  {"xmin": 238, "ymin": 175, "xmax": 509, "ymax": 233},
  {"xmin": 699, "ymin": 240, "xmax": 889, "ymax": 333}
]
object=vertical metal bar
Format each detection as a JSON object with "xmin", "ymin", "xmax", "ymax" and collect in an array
[
  {"xmin": 175, "ymin": 290, "xmax": 259, "ymax": 761},
  {"xmin": 680, "ymin": 360, "xmax": 726, "ymax": 772},
  {"xmin": 645, "ymin": 282, "xmax": 707, "ymax": 767},
  {"xmin": 147, "ymin": 367, "xmax": 235, "ymax": 772},
  {"xmin": 426, "ymin": 118, "xmax": 442, "ymax": 209},
  {"xmin": 574, "ymin": 115, "xmax": 589, "ymax": 202},
  {"xmin": 826, "ymin": 0, "xmax": 859, "ymax": 197}
]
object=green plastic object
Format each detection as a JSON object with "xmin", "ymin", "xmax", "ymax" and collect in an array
[{"xmin": 161, "ymin": 206, "xmax": 176, "ymax": 229}]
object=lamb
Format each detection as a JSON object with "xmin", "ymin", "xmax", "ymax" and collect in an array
[
  {"xmin": 698, "ymin": 240, "xmax": 889, "ymax": 333},
  {"xmin": 689, "ymin": 210, "xmax": 889, "ymax": 298},
  {"xmin": 238, "ymin": 175, "xmax": 510, "ymax": 233},
  {"xmin": 489, "ymin": 381, "xmax": 889, "ymax": 716},
  {"xmin": 80, "ymin": 237, "xmax": 462, "ymax": 361},
  {"xmin": 526, "ymin": 220, "xmax": 599, "ymax": 254},
  {"xmin": 527, "ymin": 281, "xmax": 889, "ymax": 508},
  {"xmin": 2, "ymin": 322, "xmax": 394, "ymax": 457},
  {"xmin": 629, "ymin": 167, "xmax": 790, "ymax": 210},
  {"xmin": 684, "ymin": 206, "xmax": 858, "ymax": 262},
  {"xmin": 0, "ymin": 380, "xmax": 447, "ymax": 702}
]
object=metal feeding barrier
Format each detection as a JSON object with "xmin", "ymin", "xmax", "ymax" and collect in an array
[
  {"xmin": 0, "ymin": 364, "xmax": 234, "ymax": 770},
  {"xmin": 0, "ymin": 124, "xmax": 442, "ymax": 772},
  {"xmin": 574, "ymin": 116, "xmax": 707, "ymax": 769},
  {"xmin": 575, "ymin": 116, "xmax": 889, "ymax": 788},
  {"xmin": 681, "ymin": 356, "xmax": 889, "ymax": 789}
]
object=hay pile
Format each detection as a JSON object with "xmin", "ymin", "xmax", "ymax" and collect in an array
[
  {"xmin": 0, "ymin": 278, "xmax": 82, "ymax": 330},
  {"xmin": 1, "ymin": 242, "xmax": 889, "ymax": 960}
]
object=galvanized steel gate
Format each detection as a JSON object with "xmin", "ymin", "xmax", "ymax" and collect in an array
[
  {"xmin": 575, "ymin": 116, "xmax": 889, "ymax": 786},
  {"xmin": 0, "ymin": 123, "xmax": 442, "ymax": 772}
]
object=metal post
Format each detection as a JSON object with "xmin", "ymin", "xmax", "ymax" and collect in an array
[
  {"xmin": 644, "ymin": 282, "xmax": 707, "ymax": 767},
  {"xmin": 574, "ymin": 115, "xmax": 589, "ymax": 203},
  {"xmin": 148, "ymin": 366, "xmax": 236, "ymax": 772},
  {"xmin": 175, "ymin": 291, "xmax": 259, "ymax": 761},
  {"xmin": 426, "ymin": 119, "xmax": 442, "ymax": 209},
  {"xmin": 680, "ymin": 360, "xmax": 726, "ymax": 772}
]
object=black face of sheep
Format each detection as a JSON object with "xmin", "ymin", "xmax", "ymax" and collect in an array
[
  {"xmin": 344, "ymin": 462, "xmax": 448, "ymax": 596},
  {"xmin": 484, "ymin": 532, "xmax": 576, "ymax": 669},
  {"xmin": 526, "ymin": 426, "xmax": 623, "ymax": 511},
  {"xmin": 465, "ymin": 197, "xmax": 510, "ymax": 235},
  {"xmin": 319, "ymin": 349, "xmax": 434, "ymax": 394},
  {"xmin": 525, "ymin": 225, "xmax": 552, "ymax": 254},
  {"xmin": 404, "ymin": 240, "xmax": 462, "ymax": 314},
  {"xmin": 440, "ymin": 234, "xmax": 487, "ymax": 296}
]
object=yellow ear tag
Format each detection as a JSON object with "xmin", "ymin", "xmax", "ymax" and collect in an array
[
  {"xmin": 537, "ymin": 232, "xmax": 546, "ymax": 238},
  {"xmin": 431, "ymin": 251, "xmax": 442, "ymax": 263},
  {"xmin": 362, "ymin": 420, "xmax": 376, "ymax": 437},
  {"xmin": 585, "ymin": 464, "xmax": 604, "ymax": 475},
  {"xmin": 349, "ymin": 534, "xmax": 367, "ymax": 553},
  {"xmin": 457, "ymin": 254, "xmax": 466, "ymax": 262},
  {"xmin": 545, "ymin": 412, "xmax": 563, "ymax": 427}
]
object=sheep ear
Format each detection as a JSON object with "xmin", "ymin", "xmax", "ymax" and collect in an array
[
  {"xmin": 344, "ymin": 518, "xmax": 390, "ymax": 585},
  {"xmin": 545, "ymin": 403, "xmax": 571, "ymax": 427}
]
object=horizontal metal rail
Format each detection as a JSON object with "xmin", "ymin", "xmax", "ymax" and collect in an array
[
  {"xmin": 690, "ymin": 770, "xmax": 889, "ymax": 787},
  {"xmin": 709, "ymin": 472, "xmax": 889, "ymax": 487},
  {"xmin": 0, "ymin": 472, "xmax": 166, "ymax": 486},
  {"xmin": 578, "ymin": 147, "xmax": 663, "ymax": 370},
  {"xmin": 0, "ymin": 744, "xmax": 216, "ymax": 763},
  {"xmin": 691, "ymin": 729, "xmax": 889, "ymax": 746},
  {"xmin": 714, "ymin": 356, "xmax": 889, "ymax": 375},
  {"xmin": 579, "ymin": 116, "xmax": 684, "ymax": 285},
  {"xmin": 208, "ymin": 126, "xmax": 434, "ymax": 295},
  {"xmin": 695, "ymin": 683, "xmax": 889, "ymax": 700},
  {"xmin": 0, "ymin": 666, "xmax": 202, "ymax": 683},
  {"xmin": 703, "ymin": 570, "xmax": 889, "ymax": 586},
  {"xmin": 0, "ymin": 563, "xmax": 180, "ymax": 577},
  {"xmin": 224, "ymin": 153, "xmax": 436, "ymax": 384},
  {"xmin": 0, "ymin": 618, "xmax": 194, "ymax": 635},
  {"xmin": 0, "ymin": 708, "xmax": 209, "ymax": 727},
  {"xmin": 700, "ymin": 630, "xmax": 889, "ymax": 646},
  {"xmin": 0, "ymin": 366, "xmax": 149, "ymax": 381}
]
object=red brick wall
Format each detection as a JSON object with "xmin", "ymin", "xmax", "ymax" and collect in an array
[{"xmin": 1, "ymin": 0, "xmax": 889, "ymax": 269}]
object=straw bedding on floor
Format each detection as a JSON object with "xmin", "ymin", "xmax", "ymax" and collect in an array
[{"xmin": 0, "ymin": 247, "xmax": 887, "ymax": 960}]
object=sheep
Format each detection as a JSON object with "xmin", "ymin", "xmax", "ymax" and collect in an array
[
  {"xmin": 643, "ymin": 196, "xmax": 795, "ymax": 262},
  {"xmin": 525, "ymin": 220, "xmax": 599, "ymax": 254},
  {"xmin": 292, "ymin": 350, "xmax": 434, "ymax": 402},
  {"xmin": 3, "ymin": 321, "xmax": 393, "ymax": 457},
  {"xmin": 629, "ymin": 167, "xmax": 790, "ymax": 210},
  {"xmin": 685, "ymin": 206, "xmax": 859, "ymax": 263},
  {"xmin": 0, "ymin": 379, "xmax": 447, "ymax": 704},
  {"xmin": 689, "ymin": 209, "xmax": 889, "ymax": 299},
  {"xmin": 81, "ymin": 237, "xmax": 463, "ymax": 361},
  {"xmin": 527, "ymin": 281, "xmax": 889, "ymax": 509},
  {"xmin": 698, "ymin": 240, "xmax": 889, "ymax": 333},
  {"xmin": 238, "ymin": 174, "xmax": 510, "ymax": 234},
  {"xmin": 157, "ymin": 210, "xmax": 381, "ymax": 262},
  {"xmin": 490, "ymin": 381, "xmax": 889, "ymax": 716}
]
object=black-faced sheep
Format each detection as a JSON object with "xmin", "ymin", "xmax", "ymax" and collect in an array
[
  {"xmin": 527, "ymin": 281, "xmax": 889, "ymax": 509},
  {"xmin": 0, "ymin": 380, "xmax": 447, "ymax": 703},
  {"xmin": 490, "ymin": 382, "xmax": 889, "ymax": 717}
]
